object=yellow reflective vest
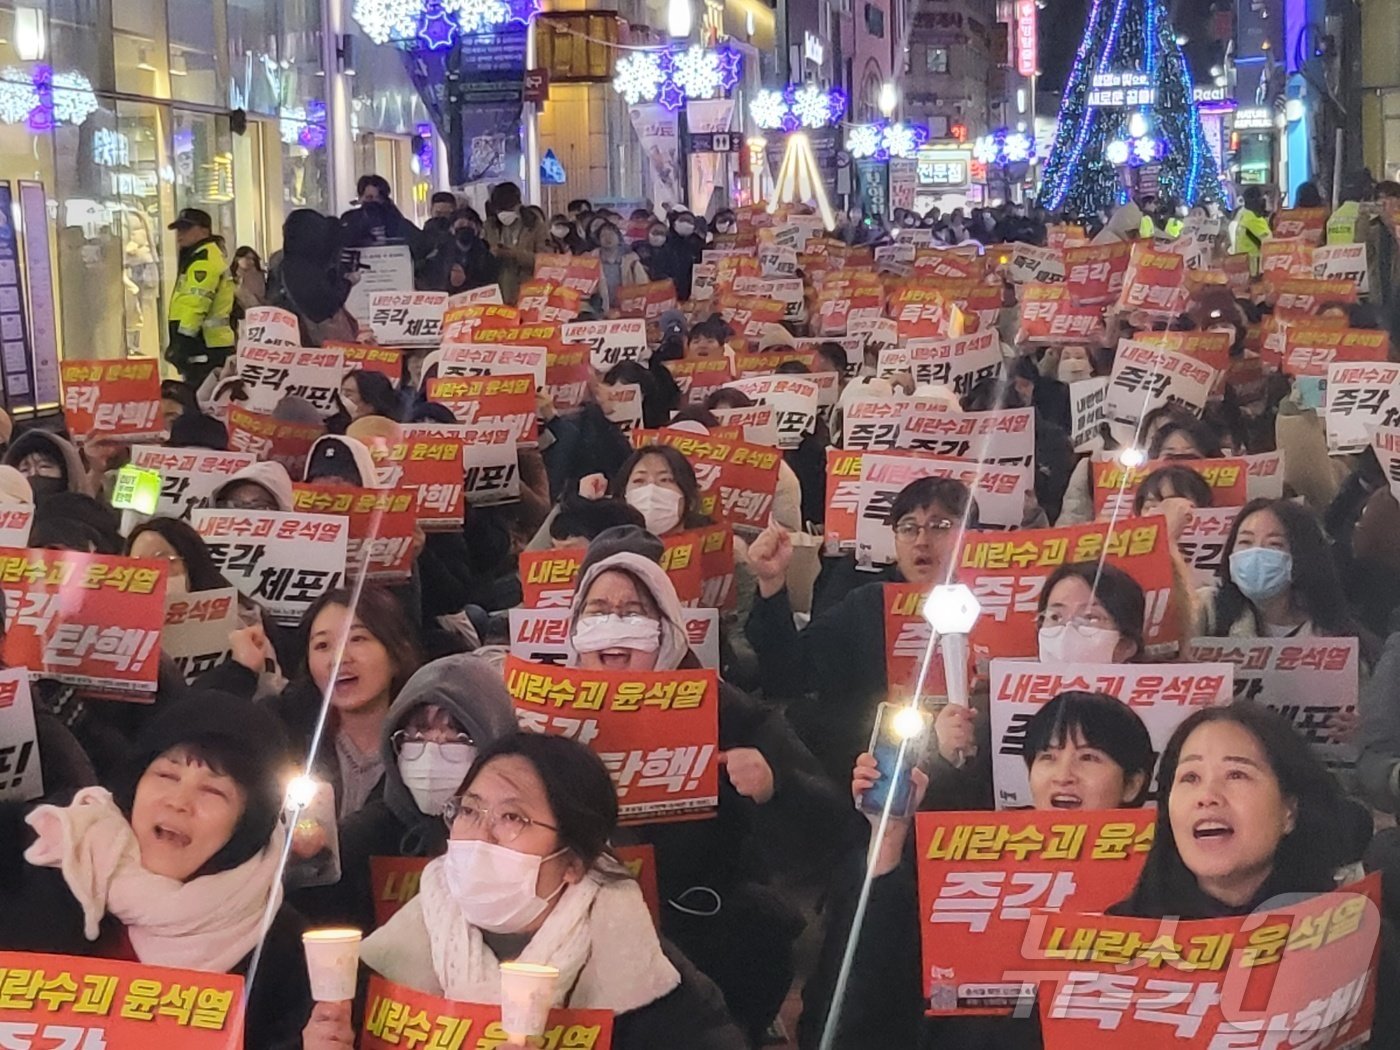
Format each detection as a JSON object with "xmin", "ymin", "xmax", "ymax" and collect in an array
[
  {"xmin": 1232, "ymin": 208, "xmax": 1271, "ymax": 275},
  {"xmin": 1327, "ymin": 200, "xmax": 1361, "ymax": 245},
  {"xmin": 169, "ymin": 238, "xmax": 235, "ymax": 352}
]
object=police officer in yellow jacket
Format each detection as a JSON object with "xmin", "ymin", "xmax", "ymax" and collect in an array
[{"xmin": 165, "ymin": 208, "xmax": 235, "ymax": 387}]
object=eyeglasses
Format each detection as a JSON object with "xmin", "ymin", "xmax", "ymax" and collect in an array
[
  {"xmin": 221, "ymin": 499, "xmax": 277, "ymax": 512},
  {"xmin": 893, "ymin": 518, "xmax": 955, "ymax": 539},
  {"xmin": 441, "ymin": 795, "xmax": 558, "ymax": 843},
  {"xmin": 1036, "ymin": 608, "xmax": 1114, "ymax": 630},
  {"xmin": 390, "ymin": 731, "xmax": 473, "ymax": 760}
]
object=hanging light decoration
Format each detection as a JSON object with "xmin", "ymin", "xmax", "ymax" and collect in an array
[
  {"xmin": 749, "ymin": 83, "xmax": 846, "ymax": 131},
  {"xmin": 972, "ymin": 128, "xmax": 1036, "ymax": 166},
  {"xmin": 845, "ymin": 120, "xmax": 928, "ymax": 161},
  {"xmin": 0, "ymin": 68, "xmax": 39, "ymax": 124},
  {"xmin": 768, "ymin": 131, "xmax": 837, "ymax": 229},
  {"xmin": 611, "ymin": 44, "xmax": 742, "ymax": 111},
  {"xmin": 352, "ymin": 0, "xmax": 532, "ymax": 48}
]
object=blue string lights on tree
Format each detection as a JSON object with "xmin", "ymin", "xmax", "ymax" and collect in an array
[
  {"xmin": 1036, "ymin": 0, "xmax": 1223, "ymax": 217},
  {"xmin": 612, "ymin": 44, "xmax": 742, "ymax": 110}
]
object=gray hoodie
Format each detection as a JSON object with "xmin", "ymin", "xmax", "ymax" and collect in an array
[
  {"xmin": 378, "ymin": 654, "xmax": 519, "ymax": 838},
  {"xmin": 5, "ymin": 430, "xmax": 91, "ymax": 497},
  {"xmin": 211, "ymin": 460, "xmax": 295, "ymax": 512}
]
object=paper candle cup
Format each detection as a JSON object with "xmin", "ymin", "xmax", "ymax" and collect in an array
[
  {"xmin": 499, "ymin": 962, "xmax": 559, "ymax": 1041},
  {"xmin": 302, "ymin": 928, "xmax": 362, "ymax": 1002}
]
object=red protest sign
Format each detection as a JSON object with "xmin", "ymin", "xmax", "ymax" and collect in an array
[
  {"xmin": 226, "ymin": 405, "xmax": 322, "ymax": 476},
  {"xmin": 1261, "ymin": 238, "xmax": 1314, "ymax": 283},
  {"xmin": 518, "ymin": 280, "xmax": 584, "ymax": 325},
  {"xmin": 914, "ymin": 810, "xmax": 1154, "ymax": 1016},
  {"xmin": 441, "ymin": 303, "xmax": 521, "ymax": 344},
  {"xmin": 505, "ymin": 655, "xmax": 720, "ymax": 822},
  {"xmin": 370, "ymin": 855, "xmax": 426, "ymax": 928},
  {"xmin": 632, "ymin": 429, "xmax": 783, "ymax": 529},
  {"xmin": 823, "ymin": 448, "xmax": 866, "ymax": 552},
  {"xmin": 1015, "ymin": 283, "xmax": 1106, "ymax": 344},
  {"xmin": 954, "ymin": 518, "xmax": 1178, "ymax": 659},
  {"xmin": 1064, "ymin": 241, "xmax": 1131, "ymax": 305},
  {"xmin": 426, "ymin": 374, "xmax": 539, "ymax": 445},
  {"xmin": 291, "ymin": 484, "xmax": 417, "ymax": 582},
  {"xmin": 533, "ymin": 252, "xmax": 602, "ymax": 296},
  {"xmin": 882, "ymin": 582, "xmax": 951, "ymax": 701},
  {"xmin": 0, "ymin": 547, "xmax": 166, "ymax": 700},
  {"xmin": 1281, "ymin": 325, "xmax": 1389, "ymax": 378},
  {"xmin": 1034, "ymin": 875, "xmax": 1382, "ymax": 1050},
  {"xmin": 889, "ymin": 286, "xmax": 947, "ymax": 341},
  {"xmin": 698, "ymin": 522, "xmax": 736, "ymax": 610},
  {"xmin": 363, "ymin": 974, "xmax": 614, "ymax": 1050},
  {"xmin": 665, "ymin": 356, "xmax": 735, "ymax": 404},
  {"xmin": 518, "ymin": 530, "xmax": 708, "ymax": 609},
  {"xmin": 0, "ymin": 951, "xmax": 244, "ymax": 1048},
  {"xmin": 1271, "ymin": 277, "xmax": 1358, "ymax": 317},
  {"xmin": 1136, "ymin": 330, "xmax": 1232, "ymax": 379},
  {"xmin": 1090, "ymin": 457, "xmax": 1249, "ymax": 518},
  {"xmin": 616, "ymin": 279, "xmax": 678, "ymax": 325},
  {"xmin": 60, "ymin": 359, "xmax": 162, "ymax": 440},
  {"xmin": 1118, "ymin": 242, "xmax": 1188, "ymax": 317},
  {"xmin": 1273, "ymin": 206, "xmax": 1329, "ymax": 244},
  {"xmin": 364, "ymin": 423, "xmax": 466, "ymax": 530}
]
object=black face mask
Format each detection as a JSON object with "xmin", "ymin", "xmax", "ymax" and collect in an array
[
  {"xmin": 456, "ymin": 227, "xmax": 478, "ymax": 247},
  {"xmin": 27, "ymin": 475, "xmax": 67, "ymax": 499}
]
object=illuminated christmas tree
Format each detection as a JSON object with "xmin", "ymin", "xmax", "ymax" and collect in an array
[{"xmin": 1037, "ymin": 0, "xmax": 1224, "ymax": 218}]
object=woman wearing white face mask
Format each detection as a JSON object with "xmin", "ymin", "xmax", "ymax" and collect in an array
[
  {"xmin": 1035, "ymin": 561, "xmax": 1148, "ymax": 665},
  {"xmin": 566, "ymin": 538, "xmax": 848, "ymax": 1044},
  {"xmin": 288, "ymin": 654, "xmax": 520, "ymax": 933},
  {"xmin": 608, "ymin": 445, "xmax": 711, "ymax": 537},
  {"xmin": 305, "ymin": 733, "xmax": 749, "ymax": 1050}
]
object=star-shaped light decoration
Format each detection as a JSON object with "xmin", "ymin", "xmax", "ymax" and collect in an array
[{"xmin": 416, "ymin": 1, "xmax": 457, "ymax": 48}]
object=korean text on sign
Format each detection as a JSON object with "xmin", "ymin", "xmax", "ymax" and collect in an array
[
  {"xmin": 504, "ymin": 655, "xmax": 719, "ymax": 823},
  {"xmin": 915, "ymin": 809, "xmax": 1155, "ymax": 1015},
  {"xmin": 989, "ymin": 659, "xmax": 1232, "ymax": 808},
  {"xmin": 0, "ymin": 951, "xmax": 244, "ymax": 1049},
  {"xmin": 0, "ymin": 547, "xmax": 166, "ymax": 700},
  {"xmin": 362, "ymin": 975, "xmax": 613, "ymax": 1050},
  {"xmin": 1033, "ymin": 875, "xmax": 1382, "ymax": 1050},
  {"xmin": 59, "ymin": 359, "xmax": 163, "ymax": 441},
  {"xmin": 191, "ymin": 509, "xmax": 346, "ymax": 626}
]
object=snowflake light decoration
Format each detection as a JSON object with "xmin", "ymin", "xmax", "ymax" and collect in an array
[
  {"xmin": 1133, "ymin": 135, "xmax": 1161, "ymax": 163},
  {"xmin": 50, "ymin": 70, "xmax": 98, "ymax": 125},
  {"xmin": 790, "ymin": 84, "xmax": 842, "ymax": 129},
  {"xmin": 668, "ymin": 45, "xmax": 724, "ymax": 100},
  {"xmin": 845, "ymin": 123, "xmax": 882, "ymax": 159},
  {"xmin": 1004, "ymin": 131, "xmax": 1032, "ymax": 164},
  {"xmin": 0, "ymin": 69, "xmax": 38, "ymax": 125},
  {"xmin": 443, "ymin": 0, "xmax": 509, "ymax": 35},
  {"xmin": 613, "ymin": 50, "xmax": 665, "ymax": 106},
  {"xmin": 750, "ymin": 89, "xmax": 788, "ymax": 130},
  {"xmin": 974, "ymin": 128, "xmax": 1035, "ymax": 167},
  {"xmin": 881, "ymin": 122, "xmax": 926, "ymax": 159},
  {"xmin": 352, "ymin": 0, "xmax": 424, "ymax": 44}
]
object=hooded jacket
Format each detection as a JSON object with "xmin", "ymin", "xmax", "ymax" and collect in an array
[
  {"xmin": 5, "ymin": 430, "xmax": 91, "ymax": 498},
  {"xmin": 304, "ymin": 434, "xmax": 381, "ymax": 488},
  {"xmin": 211, "ymin": 460, "xmax": 295, "ymax": 512},
  {"xmin": 569, "ymin": 552, "xmax": 692, "ymax": 670},
  {"xmin": 289, "ymin": 655, "xmax": 518, "ymax": 931}
]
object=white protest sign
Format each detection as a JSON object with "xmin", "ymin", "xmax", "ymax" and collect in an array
[
  {"xmin": 1186, "ymin": 637, "xmax": 1359, "ymax": 774},
  {"xmin": 712, "ymin": 404, "xmax": 779, "ymax": 446},
  {"xmin": 1175, "ymin": 506, "xmax": 1242, "ymax": 585},
  {"xmin": 1069, "ymin": 377, "xmax": 1109, "ymax": 452},
  {"xmin": 239, "ymin": 305, "xmax": 300, "ymax": 347},
  {"xmin": 562, "ymin": 319, "xmax": 649, "ymax": 372},
  {"xmin": 163, "ymin": 587, "xmax": 240, "ymax": 683},
  {"xmin": 603, "ymin": 383, "xmax": 644, "ymax": 434},
  {"xmin": 842, "ymin": 398, "xmax": 912, "ymax": 450},
  {"xmin": 758, "ymin": 244, "xmax": 798, "ymax": 278},
  {"xmin": 876, "ymin": 347, "xmax": 911, "ymax": 380},
  {"xmin": 508, "ymin": 607, "xmax": 720, "ymax": 669},
  {"xmin": 368, "ymin": 291, "xmax": 448, "ymax": 347},
  {"xmin": 343, "ymin": 244, "xmax": 415, "ymax": 326},
  {"xmin": 875, "ymin": 243, "xmax": 916, "ymax": 273},
  {"xmin": 1005, "ymin": 243, "xmax": 1065, "ymax": 285},
  {"xmin": 1313, "ymin": 243, "xmax": 1369, "ymax": 293},
  {"xmin": 691, "ymin": 263, "xmax": 718, "ymax": 301},
  {"xmin": 898, "ymin": 406, "xmax": 1034, "ymax": 471},
  {"xmin": 128, "ymin": 447, "xmax": 257, "ymax": 521},
  {"xmin": 438, "ymin": 343, "xmax": 548, "ymax": 388},
  {"xmin": 726, "ymin": 374, "xmax": 821, "ymax": 449},
  {"xmin": 235, "ymin": 344, "xmax": 345, "ymax": 416},
  {"xmin": 855, "ymin": 451, "xmax": 1029, "ymax": 563},
  {"xmin": 905, "ymin": 328, "xmax": 1004, "ymax": 397},
  {"xmin": 0, "ymin": 505, "xmax": 33, "ymax": 549},
  {"xmin": 989, "ymin": 659, "xmax": 1233, "ymax": 808},
  {"xmin": 0, "ymin": 669, "xmax": 40, "ymax": 802},
  {"xmin": 1105, "ymin": 339, "xmax": 1218, "ymax": 443},
  {"xmin": 462, "ymin": 422, "xmax": 520, "ymax": 506},
  {"xmin": 1324, "ymin": 361, "xmax": 1400, "ymax": 454},
  {"xmin": 893, "ymin": 227, "xmax": 934, "ymax": 247},
  {"xmin": 849, "ymin": 316, "xmax": 898, "ymax": 353},
  {"xmin": 192, "ymin": 509, "xmax": 347, "ymax": 625}
]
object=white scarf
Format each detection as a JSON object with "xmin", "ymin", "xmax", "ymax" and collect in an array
[
  {"xmin": 413, "ymin": 855, "xmax": 680, "ymax": 1014},
  {"xmin": 24, "ymin": 787, "xmax": 283, "ymax": 973}
]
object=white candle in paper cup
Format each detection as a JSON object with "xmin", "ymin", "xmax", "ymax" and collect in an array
[
  {"xmin": 302, "ymin": 928, "xmax": 362, "ymax": 1002},
  {"xmin": 499, "ymin": 962, "xmax": 559, "ymax": 1041}
]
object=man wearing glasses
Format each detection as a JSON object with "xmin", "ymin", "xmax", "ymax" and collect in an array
[{"xmin": 744, "ymin": 477, "xmax": 977, "ymax": 780}]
